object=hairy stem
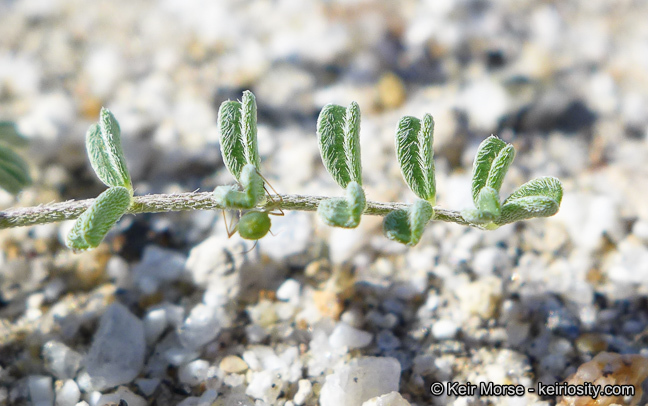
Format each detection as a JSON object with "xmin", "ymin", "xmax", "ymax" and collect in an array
[{"xmin": 0, "ymin": 192, "xmax": 478, "ymax": 229}]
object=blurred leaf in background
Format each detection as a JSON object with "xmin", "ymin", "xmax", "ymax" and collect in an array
[{"xmin": 0, "ymin": 121, "xmax": 32, "ymax": 194}]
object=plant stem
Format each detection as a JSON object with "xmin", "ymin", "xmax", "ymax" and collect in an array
[{"xmin": 0, "ymin": 192, "xmax": 478, "ymax": 229}]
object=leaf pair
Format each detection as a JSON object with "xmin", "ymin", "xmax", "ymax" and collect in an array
[
  {"xmin": 218, "ymin": 91, "xmax": 261, "ymax": 182},
  {"xmin": 383, "ymin": 114, "xmax": 437, "ymax": 246},
  {"xmin": 316, "ymin": 102, "xmax": 366, "ymax": 228},
  {"xmin": 462, "ymin": 136, "xmax": 562, "ymax": 228},
  {"xmin": 383, "ymin": 200, "xmax": 434, "ymax": 246},
  {"xmin": 0, "ymin": 122, "xmax": 32, "ymax": 194},
  {"xmin": 66, "ymin": 108, "xmax": 133, "ymax": 251}
]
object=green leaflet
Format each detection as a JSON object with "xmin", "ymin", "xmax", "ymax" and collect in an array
[
  {"xmin": 237, "ymin": 210, "xmax": 272, "ymax": 240},
  {"xmin": 66, "ymin": 186, "xmax": 132, "ymax": 252},
  {"xmin": 495, "ymin": 177, "xmax": 563, "ymax": 225},
  {"xmin": 395, "ymin": 114, "xmax": 436, "ymax": 202},
  {"xmin": 463, "ymin": 186, "xmax": 501, "ymax": 224},
  {"xmin": 213, "ymin": 164, "xmax": 266, "ymax": 209},
  {"xmin": 316, "ymin": 102, "xmax": 362, "ymax": 188},
  {"xmin": 217, "ymin": 91, "xmax": 261, "ymax": 181},
  {"xmin": 86, "ymin": 108, "xmax": 132, "ymax": 190},
  {"xmin": 471, "ymin": 136, "xmax": 514, "ymax": 204},
  {"xmin": 383, "ymin": 200, "xmax": 434, "ymax": 246},
  {"xmin": 0, "ymin": 144, "xmax": 31, "ymax": 194},
  {"xmin": 317, "ymin": 181, "xmax": 366, "ymax": 228}
]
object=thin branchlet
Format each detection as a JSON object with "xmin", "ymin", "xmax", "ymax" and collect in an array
[{"xmin": 0, "ymin": 193, "xmax": 480, "ymax": 229}]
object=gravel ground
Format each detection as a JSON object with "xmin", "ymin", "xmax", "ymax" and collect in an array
[{"xmin": 2, "ymin": 1, "xmax": 648, "ymax": 405}]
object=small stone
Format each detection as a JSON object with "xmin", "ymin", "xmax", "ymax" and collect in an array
[
  {"xmin": 85, "ymin": 303, "xmax": 145, "ymax": 390},
  {"xmin": 329, "ymin": 322, "xmax": 373, "ymax": 349},
  {"xmin": 376, "ymin": 330, "xmax": 401, "ymax": 351},
  {"xmin": 177, "ymin": 304, "xmax": 222, "ymax": 350},
  {"xmin": 377, "ymin": 72, "xmax": 406, "ymax": 109},
  {"xmin": 320, "ymin": 357, "xmax": 401, "ymax": 406},
  {"xmin": 245, "ymin": 370, "xmax": 284, "ymax": 403},
  {"xmin": 28, "ymin": 375, "xmax": 54, "ymax": 406},
  {"xmin": 94, "ymin": 386, "xmax": 146, "ymax": 406},
  {"xmin": 431, "ymin": 319, "xmax": 459, "ymax": 340},
  {"xmin": 276, "ymin": 279, "xmax": 301, "ymax": 303},
  {"xmin": 178, "ymin": 359, "xmax": 210, "ymax": 386},
  {"xmin": 557, "ymin": 352, "xmax": 648, "ymax": 406},
  {"xmin": 143, "ymin": 308, "xmax": 168, "ymax": 345},
  {"xmin": 219, "ymin": 356, "xmax": 248, "ymax": 374},
  {"xmin": 54, "ymin": 379, "xmax": 80, "ymax": 406},
  {"xmin": 361, "ymin": 392, "xmax": 411, "ymax": 406},
  {"xmin": 42, "ymin": 341, "xmax": 83, "ymax": 380},
  {"xmin": 176, "ymin": 390, "xmax": 218, "ymax": 406},
  {"xmin": 293, "ymin": 379, "xmax": 312, "ymax": 405},
  {"xmin": 133, "ymin": 245, "xmax": 186, "ymax": 294},
  {"xmin": 135, "ymin": 378, "xmax": 160, "ymax": 397}
]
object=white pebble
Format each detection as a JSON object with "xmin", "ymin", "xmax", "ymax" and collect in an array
[
  {"xmin": 85, "ymin": 303, "xmax": 146, "ymax": 390},
  {"xmin": 431, "ymin": 319, "xmax": 459, "ymax": 340},
  {"xmin": 28, "ymin": 375, "xmax": 53, "ymax": 406},
  {"xmin": 55, "ymin": 379, "xmax": 80, "ymax": 406},
  {"xmin": 93, "ymin": 386, "xmax": 146, "ymax": 406},
  {"xmin": 178, "ymin": 304, "xmax": 222, "ymax": 350},
  {"xmin": 135, "ymin": 378, "xmax": 160, "ymax": 397},
  {"xmin": 245, "ymin": 370, "xmax": 283, "ymax": 403},
  {"xmin": 329, "ymin": 323, "xmax": 373, "ymax": 349},
  {"xmin": 178, "ymin": 360, "xmax": 210, "ymax": 386},
  {"xmin": 361, "ymin": 392, "xmax": 411, "ymax": 406},
  {"xmin": 276, "ymin": 279, "xmax": 301, "ymax": 302},
  {"xmin": 143, "ymin": 308, "xmax": 168, "ymax": 345},
  {"xmin": 320, "ymin": 357, "xmax": 401, "ymax": 406},
  {"xmin": 42, "ymin": 341, "xmax": 82, "ymax": 379},
  {"xmin": 293, "ymin": 379, "xmax": 312, "ymax": 405}
]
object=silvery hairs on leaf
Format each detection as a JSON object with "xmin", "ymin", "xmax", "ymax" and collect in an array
[
  {"xmin": 496, "ymin": 176, "xmax": 563, "ymax": 225},
  {"xmin": 317, "ymin": 181, "xmax": 366, "ymax": 228},
  {"xmin": 383, "ymin": 199, "xmax": 434, "ymax": 246},
  {"xmin": 395, "ymin": 114, "xmax": 436, "ymax": 203},
  {"xmin": 85, "ymin": 108, "xmax": 132, "ymax": 191},
  {"xmin": 471, "ymin": 136, "xmax": 515, "ymax": 205},
  {"xmin": 66, "ymin": 186, "xmax": 132, "ymax": 252},
  {"xmin": 0, "ymin": 144, "xmax": 31, "ymax": 194},
  {"xmin": 217, "ymin": 91, "xmax": 261, "ymax": 181},
  {"xmin": 316, "ymin": 102, "xmax": 362, "ymax": 188},
  {"xmin": 213, "ymin": 163, "xmax": 266, "ymax": 209}
]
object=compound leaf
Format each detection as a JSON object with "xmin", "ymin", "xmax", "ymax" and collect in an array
[
  {"xmin": 66, "ymin": 186, "xmax": 132, "ymax": 251},
  {"xmin": 395, "ymin": 114, "xmax": 435, "ymax": 202},
  {"xmin": 471, "ymin": 136, "xmax": 513, "ymax": 205},
  {"xmin": 496, "ymin": 177, "xmax": 563, "ymax": 225},
  {"xmin": 218, "ymin": 100, "xmax": 246, "ymax": 181},
  {"xmin": 383, "ymin": 200, "xmax": 434, "ymax": 246},
  {"xmin": 0, "ymin": 144, "xmax": 31, "ymax": 194},
  {"xmin": 86, "ymin": 108, "xmax": 132, "ymax": 190},
  {"xmin": 317, "ymin": 181, "xmax": 366, "ymax": 228},
  {"xmin": 317, "ymin": 102, "xmax": 362, "ymax": 188}
]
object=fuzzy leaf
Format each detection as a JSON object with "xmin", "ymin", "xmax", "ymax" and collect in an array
[
  {"xmin": 218, "ymin": 100, "xmax": 246, "ymax": 181},
  {"xmin": 86, "ymin": 108, "xmax": 132, "ymax": 190},
  {"xmin": 0, "ymin": 144, "xmax": 31, "ymax": 194},
  {"xmin": 317, "ymin": 102, "xmax": 363, "ymax": 188},
  {"xmin": 317, "ymin": 181, "xmax": 366, "ymax": 228},
  {"xmin": 383, "ymin": 200, "xmax": 434, "ymax": 246},
  {"xmin": 213, "ymin": 164, "xmax": 266, "ymax": 209},
  {"xmin": 66, "ymin": 186, "xmax": 131, "ymax": 251},
  {"xmin": 471, "ymin": 136, "xmax": 514, "ymax": 205},
  {"xmin": 242, "ymin": 91, "xmax": 261, "ymax": 170},
  {"xmin": 395, "ymin": 114, "xmax": 436, "ymax": 202},
  {"xmin": 496, "ymin": 196, "xmax": 560, "ymax": 225},
  {"xmin": 495, "ymin": 177, "xmax": 563, "ymax": 225},
  {"xmin": 503, "ymin": 176, "xmax": 563, "ymax": 206}
]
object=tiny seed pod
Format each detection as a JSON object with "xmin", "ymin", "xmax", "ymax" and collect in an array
[
  {"xmin": 383, "ymin": 199, "xmax": 434, "ymax": 246},
  {"xmin": 317, "ymin": 181, "xmax": 366, "ymax": 228},
  {"xmin": 66, "ymin": 186, "xmax": 132, "ymax": 252},
  {"xmin": 237, "ymin": 210, "xmax": 271, "ymax": 240}
]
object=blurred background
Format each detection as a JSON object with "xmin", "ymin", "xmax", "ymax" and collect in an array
[{"xmin": 2, "ymin": 0, "xmax": 648, "ymax": 405}]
